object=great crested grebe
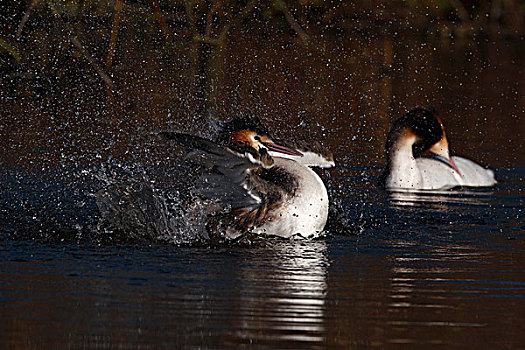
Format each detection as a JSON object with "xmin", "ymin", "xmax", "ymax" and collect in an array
[
  {"xmin": 159, "ymin": 115, "xmax": 334, "ymax": 240},
  {"xmin": 383, "ymin": 107, "xmax": 496, "ymax": 191}
]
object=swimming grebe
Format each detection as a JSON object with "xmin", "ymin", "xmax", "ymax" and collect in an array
[
  {"xmin": 384, "ymin": 108, "xmax": 496, "ymax": 190},
  {"xmin": 159, "ymin": 115, "xmax": 334, "ymax": 240}
]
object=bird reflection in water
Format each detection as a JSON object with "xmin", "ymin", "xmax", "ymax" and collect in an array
[
  {"xmin": 388, "ymin": 189, "xmax": 495, "ymax": 209},
  {"xmin": 226, "ymin": 241, "xmax": 328, "ymax": 347}
]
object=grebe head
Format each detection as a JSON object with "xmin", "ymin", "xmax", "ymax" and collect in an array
[
  {"xmin": 218, "ymin": 115, "xmax": 303, "ymax": 166},
  {"xmin": 387, "ymin": 108, "xmax": 461, "ymax": 174}
]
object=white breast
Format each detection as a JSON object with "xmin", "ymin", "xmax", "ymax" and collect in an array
[{"xmin": 252, "ymin": 158, "xmax": 329, "ymax": 239}]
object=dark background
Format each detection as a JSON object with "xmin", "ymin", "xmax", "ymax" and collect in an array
[{"xmin": 1, "ymin": 0, "xmax": 524, "ymax": 168}]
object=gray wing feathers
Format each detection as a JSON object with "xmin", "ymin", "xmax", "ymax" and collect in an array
[
  {"xmin": 198, "ymin": 173, "xmax": 260, "ymax": 209},
  {"xmin": 159, "ymin": 131, "xmax": 261, "ymax": 209}
]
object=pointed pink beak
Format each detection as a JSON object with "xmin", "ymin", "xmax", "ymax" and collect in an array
[
  {"xmin": 264, "ymin": 142, "xmax": 303, "ymax": 156},
  {"xmin": 448, "ymin": 157, "xmax": 462, "ymax": 176}
]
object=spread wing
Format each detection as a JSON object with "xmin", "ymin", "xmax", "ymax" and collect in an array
[{"xmin": 158, "ymin": 131, "xmax": 263, "ymax": 210}]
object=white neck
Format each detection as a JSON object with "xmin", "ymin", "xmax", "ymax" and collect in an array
[{"xmin": 386, "ymin": 133, "xmax": 422, "ymax": 189}]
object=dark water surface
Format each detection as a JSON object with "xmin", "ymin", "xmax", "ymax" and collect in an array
[{"xmin": 1, "ymin": 166, "xmax": 523, "ymax": 349}]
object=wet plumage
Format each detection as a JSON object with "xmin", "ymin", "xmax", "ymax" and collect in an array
[{"xmin": 159, "ymin": 115, "xmax": 334, "ymax": 240}]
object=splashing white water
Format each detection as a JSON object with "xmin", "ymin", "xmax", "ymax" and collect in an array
[{"xmin": 93, "ymin": 161, "xmax": 222, "ymax": 245}]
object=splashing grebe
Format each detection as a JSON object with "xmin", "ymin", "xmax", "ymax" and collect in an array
[
  {"xmin": 159, "ymin": 115, "xmax": 334, "ymax": 240},
  {"xmin": 383, "ymin": 108, "xmax": 496, "ymax": 190}
]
